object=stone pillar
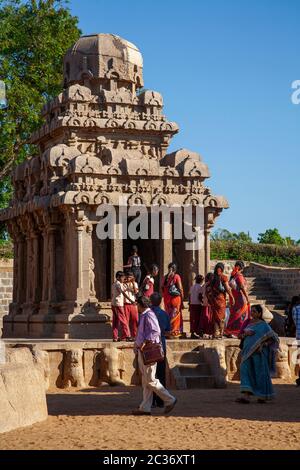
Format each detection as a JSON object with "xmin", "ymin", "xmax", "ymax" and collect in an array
[
  {"xmin": 30, "ymin": 211, "xmax": 61, "ymax": 337},
  {"xmin": 62, "ymin": 208, "xmax": 75, "ymax": 302},
  {"xmin": 41, "ymin": 227, "xmax": 49, "ymax": 302},
  {"xmin": 7, "ymin": 221, "xmax": 23, "ymax": 306},
  {"xmin": 111, "ymin": 220, "xmax": 123, "ymax": 286},
  {"xmin": 75, "ymin": 212, "xmax": 85, "ymax": 302},
  {"xmin": 38, "ymin": 217, "xmax": 50, "ymax": 318},
  {"xmin": 160, "ymin": 218, "xmax": 172, "ymax": 280},
  {"xmin": 59, "ymin": 208, "xmax": 91, "ymax": 306},
  {"xmin": 204, "ymin": 228, "xmax": 211, "ymax": 275},
  {"xmin": 25, "ymin": 230, "xmax": 39, "ymax": 306},
  {"xmin": 47, "ymin": 226, "xmax": 56, "ymax": 303},
  {"xmin": 203, "ymin": 208, "xmax": 220, "ymax": 275},
  {"xmin": 195, "ymin": 246, "xmax": 206, "ymax": 277},
  {"xmin": 9, "ymin": 214, "xmax": 35, "ymax": 336},
  {"xmin": 3, "ymin": 221, "xmax": 23, "ymax": 337},
  {"xmin": 86, "ymin": 223, "xmax": 97, "ymax": 302}
]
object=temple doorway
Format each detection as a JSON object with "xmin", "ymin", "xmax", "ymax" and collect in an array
[
  {"xmin": 123, "ymin": 237, "xmax": 161, "ymax": 290},
  {"xmin": 92, "ymin": 227, "xmax": 112, "ymax": 301}
]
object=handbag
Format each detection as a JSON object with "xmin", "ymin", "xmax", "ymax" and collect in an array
[
  {"xmin": 140, "ymin": 340, "xmax": 165, "ymax": 365},
  {"xmin": 168, "ymin": 283, "xmax": 181, "ymax": 297},
  {"xmin": 218, "ymin": 279, "xmax": 226, "ymax": 293}
]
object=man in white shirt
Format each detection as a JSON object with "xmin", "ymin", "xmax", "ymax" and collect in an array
[
  {"xmin": 124, "ymin": 270, "xmax": 139, "ymax": 339},
  {"xmin": 111, "ymin": 271, "xmax": 135, "ymax": 342},
  {"xmin": 132, "ymin": 296, "xmax": 177, "ymax": 416}
]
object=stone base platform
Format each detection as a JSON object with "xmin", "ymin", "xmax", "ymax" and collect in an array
[
  {"xmin": 2, "ymin": 304, "xmax": 113, "ymax": 339},
  {"xmin": 3, "ymin": 337, "xmax": 299, "ymax": 391},
  {"xmin": 1, "ymin": 302, "xmax": 195, "ymax": 339}
]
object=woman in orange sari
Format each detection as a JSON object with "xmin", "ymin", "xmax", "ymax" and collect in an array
[
  {"xmin": 225, "ymin": 261, "xmax": 250, "ymax": 338},
  {"xmin": 206, "ymin": 263, "xmax": 234, "ymax": 339},
  {"xmin": 162, "ymin": 263, "xmax": 184, "ymax": 338}
]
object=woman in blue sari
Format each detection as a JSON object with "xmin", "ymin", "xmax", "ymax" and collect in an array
[{"xmin": 236, "ymin": 304, "xmax": 279, "ymax": 404}]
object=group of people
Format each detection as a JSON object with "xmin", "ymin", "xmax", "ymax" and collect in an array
[
  {"xmin": 110, "ymin": 249, "xmax": 298, "ymax": 413},
  {"xmin": 112, "ymin": 251, "xmax": 255, "ymax": 343},
  {"xmin": 189, "ymin": 261, "xmax": 250, "ymax": 340},
  {"xmin": 111, "ymin": 245, "xmax": 184, "ymax": 341},
  {"xmin": 110, "ymin": 246, "xmax": 186, "ymax": 415}
]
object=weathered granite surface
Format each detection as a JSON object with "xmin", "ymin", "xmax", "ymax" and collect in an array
[{"xmin": 0, "ymin": 347, "xmax": 48, "ymax": 434}]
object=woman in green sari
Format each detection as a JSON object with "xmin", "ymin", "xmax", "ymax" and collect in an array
[{"xmin": 236, "ymin": 304, "xmax": 279, "ymax": 404}]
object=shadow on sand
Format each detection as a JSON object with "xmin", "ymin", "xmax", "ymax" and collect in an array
[{"xmin": 47, "ymin": 382, "xmax": 300, "ymax": 423}]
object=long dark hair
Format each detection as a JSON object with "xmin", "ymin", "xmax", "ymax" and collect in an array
[
  {"xmin": 235, "ymin": 260, "xmax": 245, "ymax": 270},
  {"xmin": 164, "ymin": 262, "xmax": 177, "ymax": 286},
  {"xmin": 251, "ymin": 304, "xmax": 264, "ymax": 320},
  {"xmin": 212, "ymin": 262, "xmax": 225, "ymax": 287}
]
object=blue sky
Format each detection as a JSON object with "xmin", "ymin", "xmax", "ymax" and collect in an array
[{"xmin": 69, "ymin": 0, "xmax": 300, "ymax": 241}]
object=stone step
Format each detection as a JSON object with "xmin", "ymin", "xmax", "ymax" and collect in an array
[
  {"xmin": 248, "ymin": 293, "xmax": 285, "ymax": 301},
  {"xmin": 175, "ymin": 363, "xmax": 211, "ymax": 376},
  {"xmin": 248, "ymin": 287, "xmax": 282, "ymax": 294},
  {"xmin": 245, "ymin": 278, "xmax": 272, "ymax": 285},
  {"xmin": 166, "ymin": 339, "xmax": 203, "ymax": 351},
  {"xmin": 264, "ymin": 303, "xmax": 287, "ymax": 311},
  {"xmin": 246, "ymin": 276, "xmax": 270, "ymax": 281},
  {"xmin": 271, "ymin": 309, "xmax": 286, "ymax": 316},
  {"xmin": 246, "ymin": 283, "xmax": 273, "ymax": 289},
  {"xmin": 171, "ymin": 350, "xmax": 206, "ymax": 363},
  {"xmin": 184, "ymin": 375, "xmax": 216, "ymax": 389},
  {"xmin": 248, "ymin": 295, "xmax": 285, "ymax": 302}
]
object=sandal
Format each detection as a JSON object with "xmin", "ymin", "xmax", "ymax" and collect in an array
[{"xmin": 235, "ymin": 397, "xmax": 250, "ymax": 404}]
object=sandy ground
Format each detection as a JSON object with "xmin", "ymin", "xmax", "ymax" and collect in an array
[{"xmin": 0, "ymin": 380, "xmax": 300, "ymax": 450}]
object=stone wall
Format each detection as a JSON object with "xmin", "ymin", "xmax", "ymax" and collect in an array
[
  {"xmin": 247, "ymin": 262, "xmax": 300, "ymax": 301},
  {"xmin": 3, "ymin": 338, "xmax": 298, "ymax": 393},
  {"xmin": 210, "ymin": 260, "xmax": 250, "ymax": 276},
  {"xmin": 0, "ymin": 259, "xmax": 13, "ymax": 334}
]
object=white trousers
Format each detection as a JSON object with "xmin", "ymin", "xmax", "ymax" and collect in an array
[{"xmin": 138, "ymin": 351, "xmax": 175, "ymax": 412}]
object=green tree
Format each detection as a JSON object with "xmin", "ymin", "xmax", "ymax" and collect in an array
[
  {"xmin": 211, "ymin": 229, "xmax": 252, "ymax": 243},
  {"xmin": 258, "ymin": 228, "xmax": 285, "ymax": 245},
  {"xmin": 233, "ymin": 231, "xmax": 252, "ymax": 243},
  {"xmin": 0, "ymin": 0, "xmax": 81, "ymax": 210},
  {"xmin": 211, "ymin": 229, "xmax": 234, "ymax": 241}
]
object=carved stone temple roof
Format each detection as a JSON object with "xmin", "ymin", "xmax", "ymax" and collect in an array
[
  {"xmin": 0, "ymin": 33, "xmax": 228, "ymax": 222},
  {"xmin": 63, "ymin": 33, "xmax": 144, "ymax": 88}
]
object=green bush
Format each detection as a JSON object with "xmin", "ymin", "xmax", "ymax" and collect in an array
[
  {"xmin": 0, "ymin": 239, "xmax": 13, "ymax": 259},
  {"xmin": 211, "ymin": 240, "xmax": 300, "ymax": 267}
]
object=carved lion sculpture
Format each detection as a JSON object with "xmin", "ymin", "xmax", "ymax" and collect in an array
[
  {"xmin": 275, "ymin": 343, "xmax": 292, "ymax": 380},
  {"xmin": 225, "ymin": 346, "xmax": 241, "ymax": 381},
  {"xmin": 32, "ymin": 348, "xmax": 51, "ymax": 391},
  {"xmin": 202, "ymin": 343, "xmax": 227, "ymax": 388},
  {"xmin": 63, "ymin": 349, "xmax": 86, "ymax": 388}
]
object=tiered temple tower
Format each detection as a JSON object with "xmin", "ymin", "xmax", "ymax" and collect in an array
[{"xmin": 0, "ymin": 33, "xmax": 228, "ymax": 338}]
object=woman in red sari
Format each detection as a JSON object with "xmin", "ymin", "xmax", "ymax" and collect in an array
[
  {"xmin": 225, "ymin": 261, "xmax": 250, "ymax": 338},
  {"xmin": 206, "ymin": 263, "xmax": 234, "ymax": 339},
  {"xmin": 162, "ymin": 263, "xmax": 184, "ymax": 338},
  {"xmin": 199, "ymin": 272, "xmax": 214, "ymax": 337}
]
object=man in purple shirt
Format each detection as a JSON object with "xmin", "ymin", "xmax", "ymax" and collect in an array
[{"xmin": 132, "ymin": 296, "xmax": 177, "ymax": 416}]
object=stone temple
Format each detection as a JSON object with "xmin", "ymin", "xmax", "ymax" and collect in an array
[{"xmin": 0, "ymin": 33, "xmax": 228, "ymax": 339}]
